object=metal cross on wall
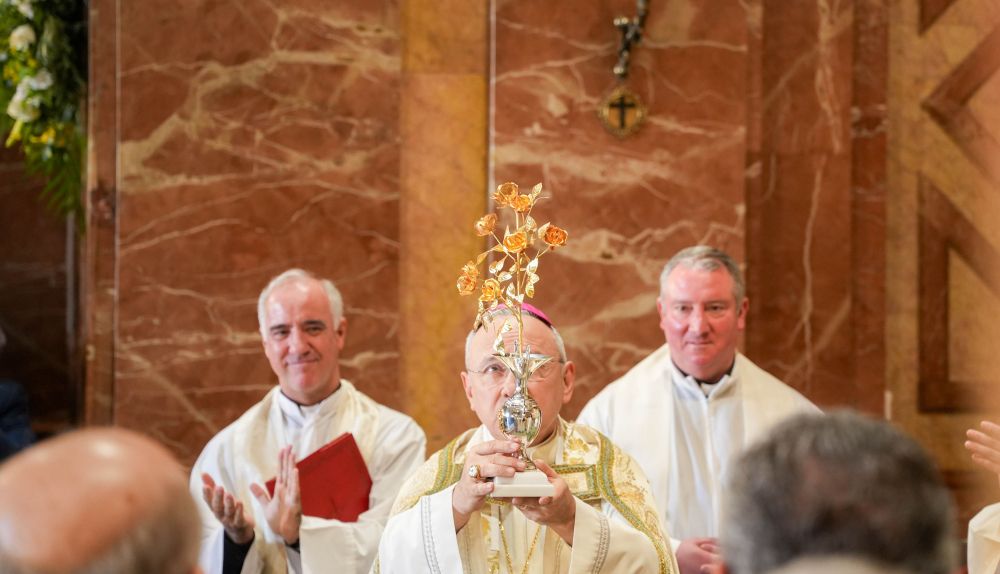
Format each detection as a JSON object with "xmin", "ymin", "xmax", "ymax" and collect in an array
[{"xmin": 598, "ymin": 0, "xmax": 649, "ymax": 138}]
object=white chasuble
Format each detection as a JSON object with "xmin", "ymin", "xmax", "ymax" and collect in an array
[
  {"xmin": 374, "ymin": 419, "xmax": 678, "ymax": 574},
  {"xmin": 577, "ymin": 344, "xmax": 819, "ymax": 548},
  {"xmin": 190, "ymin": 380, "xmax": 427, "ymax": 574},
  {"xmin": 969, "ymin": 503, "xmax": 1000, "ymax": 574}
]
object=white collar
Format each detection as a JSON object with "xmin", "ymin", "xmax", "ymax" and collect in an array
[
  {"xmin": 667, "ymin": 357, "xmax": 738, "ymax": 400},
  {"xmin": 276, "ymin": 381, "xmax": 343, "ymax": 427}
]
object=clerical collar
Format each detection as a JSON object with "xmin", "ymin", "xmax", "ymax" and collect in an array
[
  {"xmin": 668, "ymin": 358, "xmax": 737, "ymax": 399},
  {"xmin": 277, "ymin": 383, "xmax": 342, "ymax": 424}
]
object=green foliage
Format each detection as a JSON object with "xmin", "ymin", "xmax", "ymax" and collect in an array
[{"xmin": 0, "ymin": 0, "xmax": 86, "ymax": 220}]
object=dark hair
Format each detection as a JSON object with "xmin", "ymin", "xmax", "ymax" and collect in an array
[{"xmin": 722, "ymin": 410, "xmax": 956, "ymax": 574}]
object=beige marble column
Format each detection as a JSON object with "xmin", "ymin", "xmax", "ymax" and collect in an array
[{"xmin": 399, "ymin": 0, "xmax": 489, "ymax": 449}]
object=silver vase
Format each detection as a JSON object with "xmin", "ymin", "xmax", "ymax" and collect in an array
[{"xmin": 494, "ymin": 347, "xmax": 551, "ymax": 470}]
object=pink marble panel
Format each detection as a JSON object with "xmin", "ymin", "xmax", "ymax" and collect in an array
[
  {"xmin": 745, "ymin": 0, "xmax": 885, "ymax": 413},
  {"xmin": 492, "ymin": 0, "xmax": 750, "ymax": 415},
  {"xmin": 116, "ymin": 0, "xmax": 402, "ymax": 465}
]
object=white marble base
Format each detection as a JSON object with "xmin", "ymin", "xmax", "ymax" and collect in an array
[{"xmin": 492, "ymin": 469, "xmax": 555, "ymax": 497}]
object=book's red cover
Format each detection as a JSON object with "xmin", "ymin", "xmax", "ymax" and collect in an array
[{"xmin": 266, "ymin": 433, "xmax": 372, "ymax": 522}]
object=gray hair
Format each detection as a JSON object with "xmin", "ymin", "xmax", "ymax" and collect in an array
[
  {"xmin": 659, "ymin": 245, "xmax": 745, "ymax": 303},
  {"xmin": 722, "ymin": 410, "xmax": 956, "ymax": 574},
  {"xmin": 0, "ymin": 486, "xmax": 200, "ymax": 574},
  {"xmin": 257, "ymin": 269, "xmax": 344, "ymax": 337},
  {"xmin": 464, "ymin": 308, "xmax": 567, "ymax": 364}
]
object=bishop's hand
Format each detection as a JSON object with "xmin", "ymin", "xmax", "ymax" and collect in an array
[
  {"xmin": 201, "ymin": 473, "xmax": 255, "ymax": 545},
  {"xmin": 250, "ymin": 445, "xmax": 302, "ymax": 545},
  {"xmin": 452, "ymin": 439, "xmax": 525, "ymax": 532},
  {"xmin": 509, "ymin": 459, "xmax": 576, "ymax": 545}
]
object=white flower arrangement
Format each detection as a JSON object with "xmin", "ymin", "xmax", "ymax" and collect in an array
[{"xmin": 1, "ymin": 0, "xmax": 85, "ymax": 217}]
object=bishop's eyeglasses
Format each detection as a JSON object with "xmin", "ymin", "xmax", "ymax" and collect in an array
[{"xmin": 465, "ymin": 359, "xmax": 565, "ymax": 386}]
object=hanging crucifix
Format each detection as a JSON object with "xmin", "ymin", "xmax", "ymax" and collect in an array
[{"xmin": 598, "ymin": 0, "xmax": 649, "ymax": 138}]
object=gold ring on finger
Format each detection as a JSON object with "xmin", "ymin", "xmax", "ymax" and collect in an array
[{"xmin": 468, "ymin": 463, "xmax": 483, "ymax": 482}]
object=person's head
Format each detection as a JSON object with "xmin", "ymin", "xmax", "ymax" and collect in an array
[
  {"xmin": 657, "ymin": 245, "xmax": 748, "ymax": 383},
  {"xmin": 768, "ymin": 557, "xmax": 910, "ymax": 574},
  {"xmin": 461, "ymin": 306, "xmax": 575, "ymax": 445},
  {"xmin": 718, "ymin": 410, "xmax": 956, "ymax": 574},
  {"xmin": 257, "ymin": 269, "xmax": 347, "ymax": 405},
  {"xmin": 0, "ymin": 427, "xmax": 201, "ymax": 574}
]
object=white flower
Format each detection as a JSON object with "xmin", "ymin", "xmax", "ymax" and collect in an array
[
  {"xmin": 26, "ymin": 69, "xmax": 52, "ymax": 90},
  {"xmin": 6, "ymin": 91, "xmax": 39, "ymax": 122},
  {"xmin": 8, "ymin": 24, "xmax": 35, "ymax": 51},
  {"xmin": 13, "ymin": 78, "xmax": 30, "ymax": 98},
  {"xmin": 6, "ymin": 76, "xmax": 42, "ymax": 122},
  {"xmin": 12, "ymin": 0, "xmax": 33, "ymax": 19}
]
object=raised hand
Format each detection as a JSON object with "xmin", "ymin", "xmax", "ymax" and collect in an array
[
  {"xmin": 509, "ymin": 460, "xmax": 576, "ymax": 545},
  {"xmin": 201, "ymin": 473, "xmax": 255, "ymax": 544},
  {"xmin": 966, "ymin": 420, "xmax": 1000, "ymax": 487},
  {"xmin": 250, "ymin": 445, "xmax": 302, "ymax": 545},
  {"xmin": 452, "ymin": 439, "xmax": 525, "ymax": 531}
]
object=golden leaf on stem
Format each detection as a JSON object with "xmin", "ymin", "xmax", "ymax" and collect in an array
[
  {"xmin": 525, "ymin": 272, "xmax": 540, "ymax": 297},
  {"xmin": 493, "ymin": 320, "xmax": 513, "ymax": 355},
  {"xmin": 524, "ymin": 215, "xmax": 537, "ymax": 234},
  {"xmin": 489, "ymin": 259, "xmax": 504, "ymax": 275},
  {"xmin": 504, "ymin": 283, "xmax": 524, "ymax": 304}
]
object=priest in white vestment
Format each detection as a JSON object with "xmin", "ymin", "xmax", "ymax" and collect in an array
[
  {"xmin": 577, "ymin": 246, "xmax": 819, "ymax": 574},
  {"xmin": 375, "ymin": 306, "xmax": 678, "ymax": 574},
  {"xmin": 965, "ymin": 420, "xmax": 1000, "ymax": 574},
  {"xmin": 191, "ymin": 269, "xmax": 427, "ymax": 574}
]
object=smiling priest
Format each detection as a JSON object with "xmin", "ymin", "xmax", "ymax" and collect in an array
[
  {"xmin": 191, "ymin": 269, "xmax": 426, "ymax": 574},
  {"xmin": 375, "ymin": 306, "xmax": 677, "ymax": 574}
]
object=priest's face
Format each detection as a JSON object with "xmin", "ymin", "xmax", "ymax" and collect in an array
[
  {"xmin": 657, "ymin": 264, "xmax": 748, "ymax": 383},
  {"xmin": 461, "ymin": 314, "xmax": 575, "ymax": 445},
  {"xmin": 262, "ymin": 279, "xmax": 345, "ymax": 405}
]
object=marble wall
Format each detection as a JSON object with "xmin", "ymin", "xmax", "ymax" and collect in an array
[{"xmin": 745, "ymin": 0, "xmax": 886, "ymax": 413}]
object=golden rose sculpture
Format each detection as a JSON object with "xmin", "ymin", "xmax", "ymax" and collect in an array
[
  {"xmin": 456, "ymin": 181, "xmax": 569, "ymax": 497},
  {"xmin": 457, "ymin": 181, "xmax": 569, "ymax": 338}
]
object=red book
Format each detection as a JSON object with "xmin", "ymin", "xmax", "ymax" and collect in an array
[{"xmin": 266, "ymin": 433, "xmax": 372, "ymax": 522}]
